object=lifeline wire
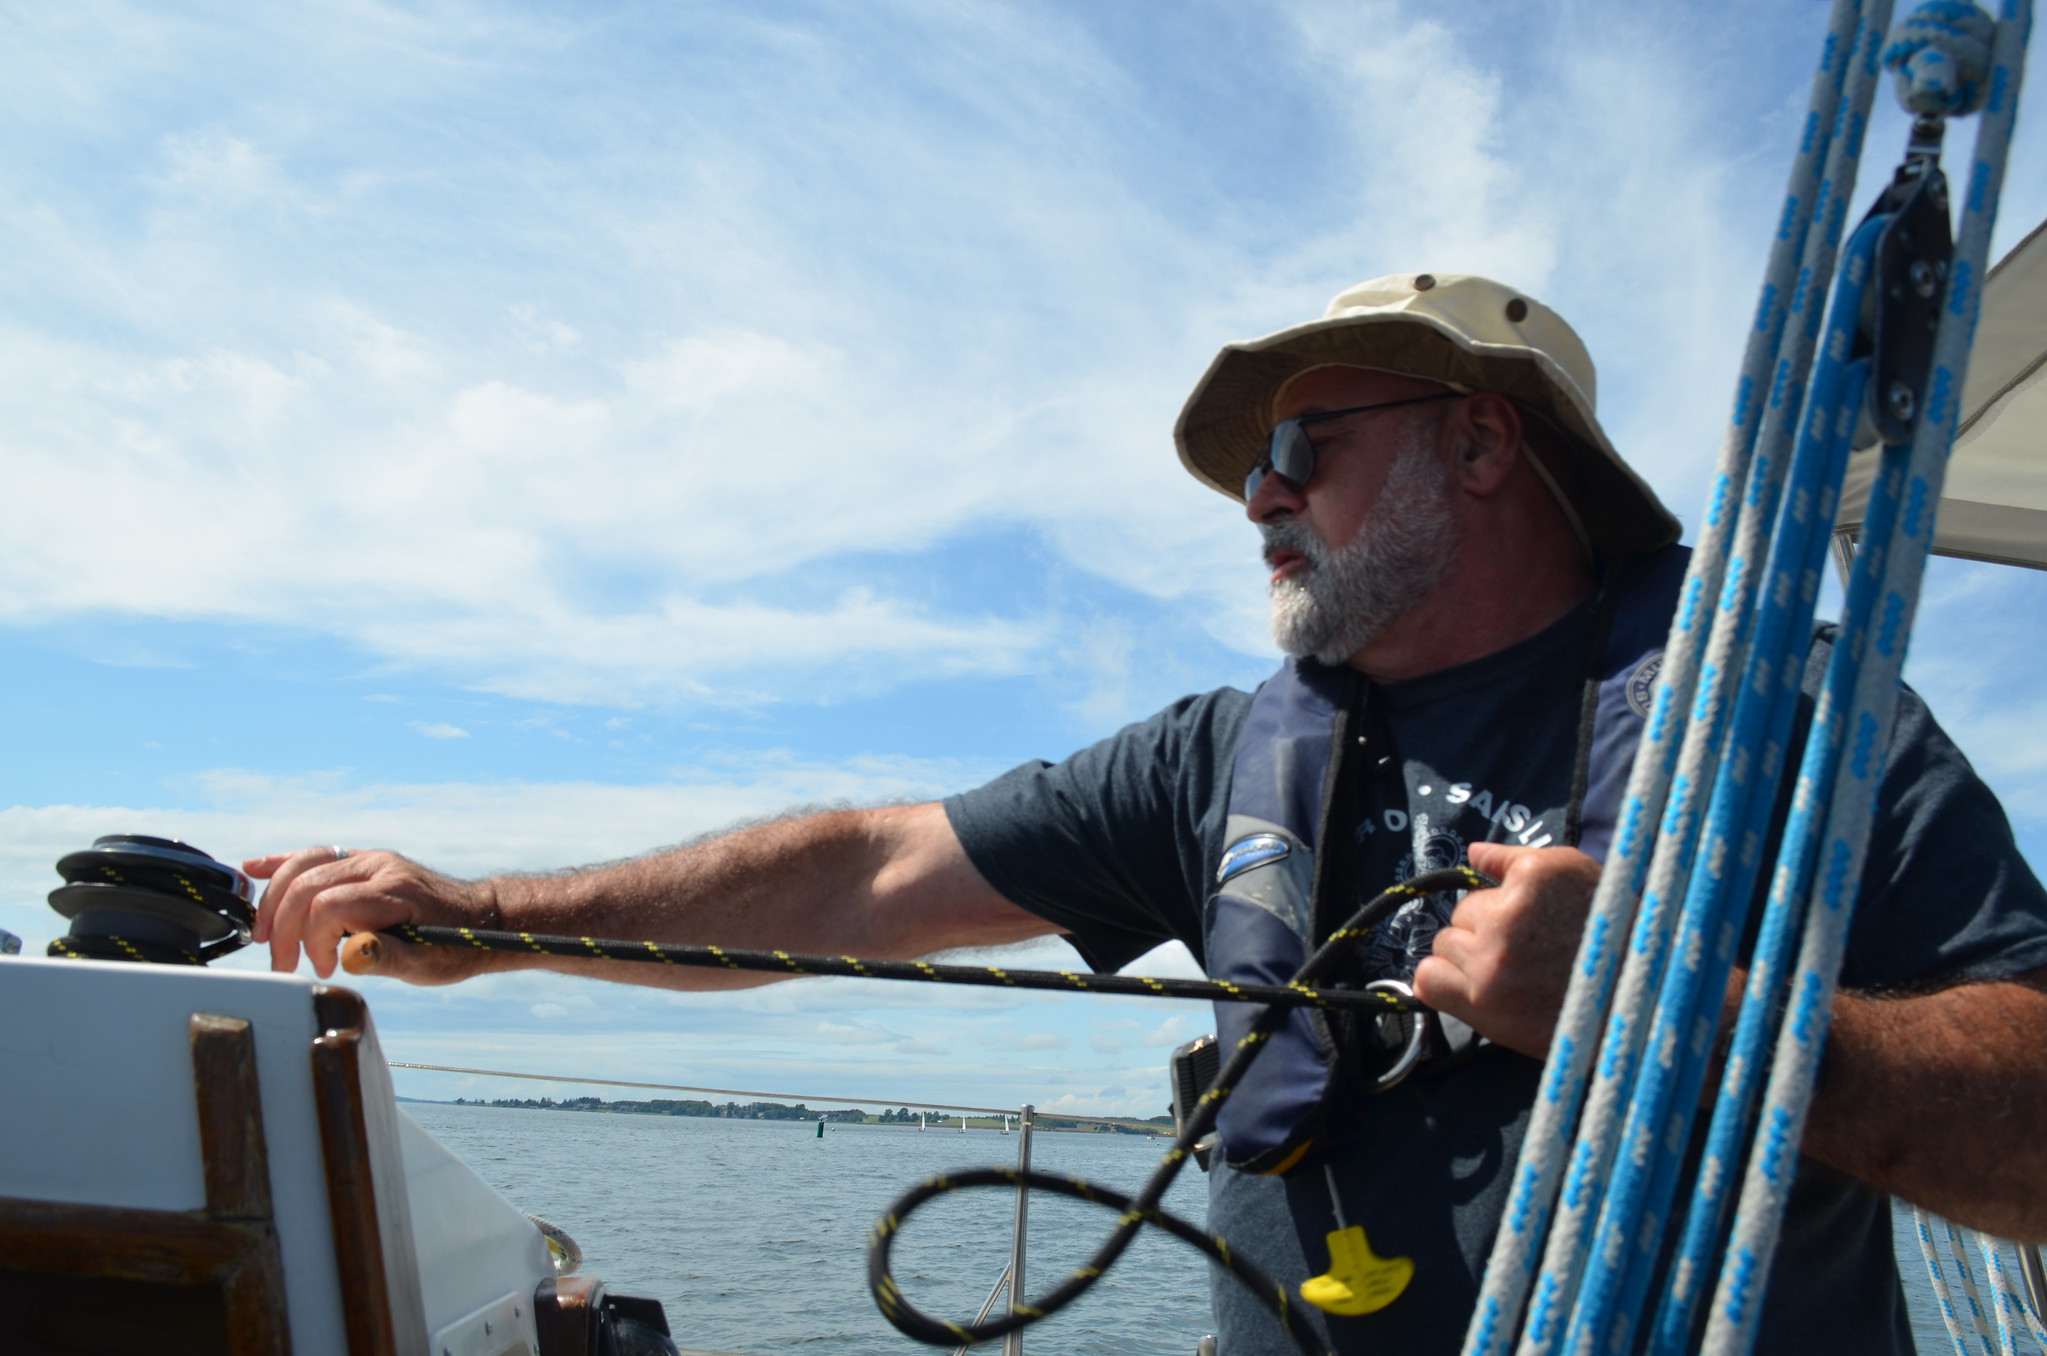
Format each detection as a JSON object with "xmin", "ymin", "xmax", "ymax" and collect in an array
[{"xmin": 378, "ymin": 925, "xmax": 1422, "ymax": 1016}]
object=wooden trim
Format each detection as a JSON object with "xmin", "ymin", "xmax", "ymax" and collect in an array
[
  {"xmin": 192, "ymin": 1013, "xmax": 275, "ymax": 1222},
  {"xmin": 0, "ymin": 1196, "xmax": 258, "ymax": 1284},
  {"xmin": 533, "ymin": 1275, "xmax": 606, "ymax": 1356},
  {"xmin": 190, "ymin": 1012, "xmax": 293, "ymax": 1354},
  {"xmin": 310, "ymin": 985, "xmax": 427, "ymax": 1356}
]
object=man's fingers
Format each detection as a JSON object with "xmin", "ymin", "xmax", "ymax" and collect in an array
[
  {"xmin": 299, "ymin": 878, "xmax": 415, "ymax": 978},
  {"xmin": 256, "ymin": 848, "xmax": 372, "ymax": 968},
  {"xmin": 1465, "ymin": 840, "xmax": 1534, "ymax": 879},
  {"xmin": 1414, "ymin": 953, "xmax": 1475, "ymax": 1021},
  {"xmin": 243, "ymin": 853, "xmax": 293, "ymax": 880}
]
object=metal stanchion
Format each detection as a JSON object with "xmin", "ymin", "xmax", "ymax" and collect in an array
[{"xmin": 1004, "ymin": 1104, "xmax": 1035, "ymax": 1356}]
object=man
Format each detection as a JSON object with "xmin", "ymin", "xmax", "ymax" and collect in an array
[{"xmin": 255, "ymin": 273, "xmax": 2047, "ymax": 1355}]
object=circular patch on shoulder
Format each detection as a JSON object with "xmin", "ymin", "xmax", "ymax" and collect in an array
[{"xmin": 1626, "ymin": 653, "xmax": 1663, "ymax": 720}]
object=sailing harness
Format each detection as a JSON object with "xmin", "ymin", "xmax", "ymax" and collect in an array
[{"xmin": 1206, "ymin": 543, "xmax": 1688, "ymax": 1176}]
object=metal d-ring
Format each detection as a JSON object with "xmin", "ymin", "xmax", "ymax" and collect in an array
[{"xmin": 1365, "ymin": 979, "xmax": 1430, "ymax": 1093}]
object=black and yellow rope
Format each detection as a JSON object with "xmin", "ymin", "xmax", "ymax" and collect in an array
[
  {"xmin": 380, "ymin": 923, "xmax": 1429, "ymax": 1015},
  {"xmin": 862, "ymin": 864, "xmax": 1493, "ymax": 1356}
]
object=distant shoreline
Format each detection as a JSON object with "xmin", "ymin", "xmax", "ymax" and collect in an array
[{"xmin": 416, "ymin": 1093, "xmax": 1172, "ymax": 1135}]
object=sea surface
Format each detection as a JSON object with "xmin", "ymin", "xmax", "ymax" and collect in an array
[{"xmin": 409, "ymin": 1102, "xmax": 2016, "ymax": 1355}]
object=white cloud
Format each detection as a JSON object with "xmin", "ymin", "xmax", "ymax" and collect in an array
[
  {"xmin": 0, "ymin": 0, "xmax": 1928, "ymax": 716},
  {"xmin": 1142, "ymin": 1014, "xmax": 1194, "ymax": 1048},
  {"xmin": 412, "ymin": 721, "xmax": 470, "ymax": 739}
]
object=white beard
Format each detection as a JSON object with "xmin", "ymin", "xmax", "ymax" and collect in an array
[{"xmin": 1264, "ymin": 441, "xmax": 1461, "ymax": 665}]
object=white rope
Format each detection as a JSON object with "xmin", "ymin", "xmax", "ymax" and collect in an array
[
  {"xmin": 1919, "ymin": 1206, "xmax": 1988, "ymax": 1356},
  {"xmin": 1509, "ymin": 13, "xmax": 1895, "ymax": 1356},
  {"xmin": 1698, "ymin": 10, "xmax": 2032, "ymax": 1345},
  {"xmin": 1460, "ymin": 13, "xmax": 1887, "ymax": 1356},
  {"xmin": 1950, "ymin": 1218, "xmax": 2002, "ymax": 1354},
  {"xmin": 1976, "ymin": 1229, "xmax": 2025, "ymax": 1356}
]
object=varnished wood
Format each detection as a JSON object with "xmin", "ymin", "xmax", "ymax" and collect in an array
[
  {"xmin": 311, "ymin": 984, "xmax": 427, "ymax": 1356},
  {"xmin": 533, "ymin": 1275, "xmax": 606, "ymax": 1356},
  {"xmin": 192, "ymin": 1013, "xmax": 274, "ymax": 1221},
  {"xmin": 191, "ymin": 1011, "xmax": 294, "ymax": 1354},
  {"xmin": 0, "ymin": 1195, "xmax": 258, "ymax": 1284}
]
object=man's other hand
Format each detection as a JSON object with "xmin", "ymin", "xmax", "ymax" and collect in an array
[
  {"xmin": 245, "ymin": 847, "xmax": 498, "ymax": 984},
  {"xmin": 1412, "ymin": 841, "xmax": 1600, "ymax": 1059}
]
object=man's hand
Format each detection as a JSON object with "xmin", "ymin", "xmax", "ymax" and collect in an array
[
  {"xmin": 1411, "ymin": 841, "xmax": 1600, "ymax": 1059},
  {"xmin": 247, "ymin": 847, "xmax": 500, "ymax": 984}
]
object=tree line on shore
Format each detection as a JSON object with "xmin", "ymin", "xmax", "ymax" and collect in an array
[{"xmin": 453, "ymin": 1094, "xmax": 1173, "ymax": 1133}]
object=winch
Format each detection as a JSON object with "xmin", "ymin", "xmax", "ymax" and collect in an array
[{"xmin": 44, "ymin": 834, "xmax": 254, "ymax": 966}]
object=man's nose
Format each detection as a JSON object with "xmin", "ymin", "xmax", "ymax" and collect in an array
[{"xmin": 1246, "ymin": 468, "xmax": 1306, "ymax": 525}]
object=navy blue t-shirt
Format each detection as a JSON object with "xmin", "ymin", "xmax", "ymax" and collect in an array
[{"xmin": 944, "ymin": 605, "xmax": 2047, "ymax": 1356}]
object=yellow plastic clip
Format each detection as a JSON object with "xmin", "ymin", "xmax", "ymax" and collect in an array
[{"xmin": 1298, "ymin": 1224, "xmax": 1413, "ymax": 1316}]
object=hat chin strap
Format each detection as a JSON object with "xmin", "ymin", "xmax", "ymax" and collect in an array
[{"xmin": 1520, "ymin": 439, "xmax": 1595, "ymax": 562}]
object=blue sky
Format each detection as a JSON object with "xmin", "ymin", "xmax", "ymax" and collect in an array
[{"xmin": 4, "ymin": 0, "xmax": 2045, "ymax": 1120}]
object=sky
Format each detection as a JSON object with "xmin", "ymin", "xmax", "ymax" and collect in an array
[{"xmin": 4, "ymin": 0, "xmax": 2045, "ymax": 1122}]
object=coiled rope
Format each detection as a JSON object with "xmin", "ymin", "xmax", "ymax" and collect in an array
[{"xmin": 863, "ymin": 866, "xmax": 1490, "ymax": 1355}]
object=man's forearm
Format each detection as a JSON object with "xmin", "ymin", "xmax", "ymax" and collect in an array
[
  {"xmin": 1800, "ymin": 971, "xmax": 2047, "ymax": 1241},
  {"xmin": 260, "ymin": 801, "xmax": 1050, "ymax": 986},
  {"xmin": 463, "ymin": 803, "xmax": 1042, "ymax": 990}
]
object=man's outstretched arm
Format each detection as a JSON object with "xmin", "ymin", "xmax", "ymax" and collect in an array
[{"xmin": 248, "ymin": 802, "xmax": 1057, "ymax": 987}]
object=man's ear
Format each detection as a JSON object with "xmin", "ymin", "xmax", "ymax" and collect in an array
[{"xmin": 1450, "ymin": 393, "xmax": 1524, "ymax": 497}]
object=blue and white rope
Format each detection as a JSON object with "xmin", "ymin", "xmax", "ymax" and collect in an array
[
  {"xmin": 1951, "ymin": 1217, "xmax": 2003, "ymax": 1354},
  {"xmin": 1919, "ymin": 1206, "xmax": 1994, "ymax": 1356},
  {"xmin": 1564, "ymin": 218, "xmax": 1884, "ymax": 1356},
  {"xmin": 1504, "ymin": 11, "xmax": 1895, "ymax": 1356},
  {"xmin": 1459, "ymin": 11, "xmax": 1886, "ymax": 1356},
  {"xmin": 1697, "ymin": 4, "xmax": 2031, "ymax": 1352},
  {"xmin": 1977, "ymin": 1229, "xmax": 2026, "ymax": 1356}
]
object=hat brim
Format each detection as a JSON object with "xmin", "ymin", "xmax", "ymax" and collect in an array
[{"xmin": 1174, "ymin": 311, "xmax": 1681, "ymax": 556}]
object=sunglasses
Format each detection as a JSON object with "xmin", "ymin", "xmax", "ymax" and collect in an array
[{"xmin": 1245, "ymin": 391, "xmax": 1463, "ymax": 500}]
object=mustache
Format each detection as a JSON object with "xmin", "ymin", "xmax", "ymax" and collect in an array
[{"xmin": 1260, "ymin": 516, "xmax": 1320, "ymax": 567}]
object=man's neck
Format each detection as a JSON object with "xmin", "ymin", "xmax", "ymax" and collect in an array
[{"xmin": 1344, "ymin": 548, "xmax": 1595, "ymax": 683}]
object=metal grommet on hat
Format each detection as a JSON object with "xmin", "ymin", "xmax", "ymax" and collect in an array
[{"xmin": 1172, "ymin": 271, "xmax": 1682, "ymax": 556}]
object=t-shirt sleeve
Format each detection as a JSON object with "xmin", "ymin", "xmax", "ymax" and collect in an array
[
  {"xmin": 1832, "ymin": 641, "xmax": 2047, "ymax": 989},
  {"xmin": 942, "ymin": 688, "xmax": 1252, "ymax": 974}
]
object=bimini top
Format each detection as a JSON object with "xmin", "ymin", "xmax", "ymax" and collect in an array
[{"xmin": 1836, "ymin": 215, "xmax": 2047, "ymax": 571}]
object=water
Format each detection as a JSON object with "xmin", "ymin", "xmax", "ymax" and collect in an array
[
  {"xmin": 407, "ymin": 1103, "xmax": 1214, "ymax": 1355},
  {"xmin": 409, "ymin": 1102, "xmax": 2021, "ymax": 1355}
]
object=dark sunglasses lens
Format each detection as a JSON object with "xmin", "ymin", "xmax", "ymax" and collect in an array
[
  {"xmin": 1272, "ymin": 422, "xmax": 1314, "ymax": 485},
  {"xmin": 1254, "ymin": 420, "xmax": 1314, "ymax": 493}
]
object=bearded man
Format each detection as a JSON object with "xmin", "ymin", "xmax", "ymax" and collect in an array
[{"xmin": 253, "ymin": 274, "xmax": 2047, "ymax": 1356}]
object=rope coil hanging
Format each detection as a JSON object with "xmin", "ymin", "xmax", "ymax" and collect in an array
[{"xmin": 1457, "ymin": 4, "xmax": 2033, "ymax": 1355}]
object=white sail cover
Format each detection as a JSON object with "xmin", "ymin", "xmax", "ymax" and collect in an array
[{"xmin": 1836, "ymin": 217, "xmax": 2047, "ymax": 570}]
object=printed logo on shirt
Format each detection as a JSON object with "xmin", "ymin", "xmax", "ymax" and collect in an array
[
  {"xmin": 1350, "ymin": 766, "xmax": 1564, "ymax": 982},
  {"xmin": 1627, "ymin": 653, "xmax": 1664, "ymax": 720}
]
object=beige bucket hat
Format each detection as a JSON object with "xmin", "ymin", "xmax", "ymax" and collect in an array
[{"xmin": 1175, "ymin": 272, "xmax": 1681, "ymax": 555}]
